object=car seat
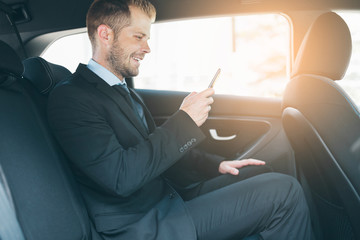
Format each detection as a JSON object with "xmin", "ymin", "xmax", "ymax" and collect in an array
[
  {"xmin": 282, "ymin": 12, "xmax": 360, "ymax": 240},
  {"xmin": 0, "ymin": 39, "xmax": 101, "ymax": 240}
]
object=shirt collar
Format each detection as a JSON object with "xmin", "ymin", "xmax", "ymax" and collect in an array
[{"xmin": 87, "ymin": 59, "xmax": 126, "ymax": 86}]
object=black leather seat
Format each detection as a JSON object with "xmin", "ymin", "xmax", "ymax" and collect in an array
[
  {"xmin": 23, "ymin": 56, "xmax": 72, "ymax": 95},
  {"xmin": 0, "ymin": 147, "xmax": 24, "ymax": 239},
  {"xmin": 0, "ymin": 40, "xmax": 101, "ymax": 239},
  {"xmin": 282, "ymin": 12, "xmax": 360, "ymax": 240},
  {"xmin": 22, "ymin": 56, "xmax": 72, "ymax": 119}
]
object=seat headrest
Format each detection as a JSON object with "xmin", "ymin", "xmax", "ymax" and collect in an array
[
  {"xmin": 23, "ymin": 57, "xmax": 72, "ymax": 95},
  {"xmin": 0, "ymin": 40, "xmax": 24, "ymax": 78},
  {"xmin": 292, "ymin": 12, "xmax": 352, "ymax": 80}
]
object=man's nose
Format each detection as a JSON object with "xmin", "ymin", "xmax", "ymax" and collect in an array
[{"xmin": 142, "ymin": 41, "xmax": 151, "ymax": 54}]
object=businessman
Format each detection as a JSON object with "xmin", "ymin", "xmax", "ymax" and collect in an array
[{"xmin": 48, "ymin": 0, "xmax": 313, "ymax": 239}]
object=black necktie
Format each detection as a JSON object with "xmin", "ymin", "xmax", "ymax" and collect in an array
[{"xmin": 113, "ymin": 84, "xmax": 149, "ymax": 131}]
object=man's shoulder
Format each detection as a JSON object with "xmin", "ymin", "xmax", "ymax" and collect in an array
[
  {"xmin": 51, "ymin": 65, "xmax": 91, "ymax": 94},
  {"xmin": 55, "ymin": 72, "xmax": 82, "ymax": 88},
  {"xmin": 48, "ymin": 69, "xmax": 95, "ymax": 108}
]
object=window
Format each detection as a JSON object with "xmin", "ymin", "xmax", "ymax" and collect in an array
[
  {"xmin": 42, "ymin": 32, "xmax": 91, "ymax": 73},
  {"xmin": 336, "ymin": 11, "xmax": 360, "ymax": 106},
  {"xmin": 42, "ymin": 14, "xmax": 290, "ymax": 98},
  {"xmin": 136, "ymin": 14, "xmax": 290, "ymax": 98}
]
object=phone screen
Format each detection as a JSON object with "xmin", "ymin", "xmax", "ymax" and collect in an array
[{"xmin": 208, "ymin": 68, "xmax": 221, "ymax": 88}]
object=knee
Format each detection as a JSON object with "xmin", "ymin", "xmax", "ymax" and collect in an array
[
  {"xmin": 263, "ymin": 172, "xmax": 300, "ymax": 188},
  {"xmin": 261, "ymin": 173, "xmax": 305, "ymax": 204}
]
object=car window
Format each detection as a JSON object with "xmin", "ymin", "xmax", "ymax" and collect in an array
[
  {"xmin": 42, "ymin": 33, "xmax": 91, "ymax": 73},
  {"xmin": 42, "ymin": 14, "xmax": 290, "ymax": 98},
  {"xmin": 336, "ymin": 11, "xmax": 360, "ymax": 107},
  {"xmin": 136, "ymin": 14, "xmax": 290, "ymax": 98}
]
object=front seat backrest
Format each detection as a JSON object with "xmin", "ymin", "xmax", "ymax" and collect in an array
[
  {"xmin": 282, "ymin": 12, "xmax": 360, "ymax": 240},
  {"xmin": 291, "ymin": 12, "xmax": 352, "ymax": 80}
]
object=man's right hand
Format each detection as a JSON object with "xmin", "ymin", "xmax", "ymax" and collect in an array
[{"xmin": 180, "ymin": 88, "xmax": 215, "ymax": 127}]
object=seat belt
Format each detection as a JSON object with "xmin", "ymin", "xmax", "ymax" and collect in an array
[
  {"xmin": 0, "ymin": 0, "xmax": 28, "ymax": 58},
  {"xmin": 0, "ymin": 165, "xmax": 25, "ymax": 240}
]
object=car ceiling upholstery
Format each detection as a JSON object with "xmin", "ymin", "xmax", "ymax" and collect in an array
[{"xmin": 1, "ymin": 0, "xmax": 360, "ymax": 56}]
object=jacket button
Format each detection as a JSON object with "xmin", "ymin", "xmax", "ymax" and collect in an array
[{"xmin": 169, "ymin": 193, "xmax": 176, "ymax": 199}]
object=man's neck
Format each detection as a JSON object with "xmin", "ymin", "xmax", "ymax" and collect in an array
[{"xmin": 87, "ymin": 59, "xmax": 126, "ymax": 86}]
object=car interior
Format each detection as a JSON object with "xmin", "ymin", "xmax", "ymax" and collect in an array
[{"xmin": 0, "ymin": 0, "xmax": 360, "ymax": 239}]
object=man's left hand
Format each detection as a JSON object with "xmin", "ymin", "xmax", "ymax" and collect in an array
[{"xmin": 219, "ymin": 159, "xmax": 266, "ymax": 175}]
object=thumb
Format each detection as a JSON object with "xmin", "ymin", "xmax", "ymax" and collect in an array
[
  {"xmin": 186, "ymin": 91, "xmax": 197, "ymax": 98},
  {"xmin": 224, "ymin": 165, "xmax": 239, "ymax": 175}
]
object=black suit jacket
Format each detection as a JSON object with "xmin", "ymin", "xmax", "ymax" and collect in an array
[{"xmin": 47, "ymin": 64, "xmax": 223, "ymax": 239}]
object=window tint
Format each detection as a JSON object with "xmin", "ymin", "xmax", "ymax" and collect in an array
[{"xmin": 336, "ymin": 11, "xmax": 360, "ymax": 106}]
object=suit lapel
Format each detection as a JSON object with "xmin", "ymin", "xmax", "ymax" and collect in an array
[{"xmin": 76, "ymin": 64, "xmax": 148, "ymax": 138}]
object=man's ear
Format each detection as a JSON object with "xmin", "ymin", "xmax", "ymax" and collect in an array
[{"xmin": 97, "ymin": 24, "xmax": 114, "ymax": 46}]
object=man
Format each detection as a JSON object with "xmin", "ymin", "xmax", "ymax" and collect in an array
[{"xmin": 48, "ymin": 0, "xmax": 313, "ymax": 239}]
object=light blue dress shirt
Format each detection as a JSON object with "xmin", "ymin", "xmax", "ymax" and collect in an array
[{"xmin": 87, "ymin": 59, "xmax": 126, "ymax": 86}]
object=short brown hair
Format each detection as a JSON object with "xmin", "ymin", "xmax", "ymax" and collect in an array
[{"xmin": 86, "ymin": 0, "xmax": 156, "ymax": 49}]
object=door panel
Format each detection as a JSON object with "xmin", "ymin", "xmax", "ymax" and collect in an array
[
  {"xmin": 137, "ymin": 89, "xmax": 296, "ymax": 176},
  {"xmin": 201, "ymin": 117, "xmax": 272, "ymax": 159}
]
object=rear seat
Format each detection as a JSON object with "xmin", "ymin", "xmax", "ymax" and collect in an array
[
  {"xmin": 0, "ymin": 165, "xmax": 25, "ymax": 239},
  {"xmin": 0, "ymin": 40, "xmax": 101, "ymax": 240},
  {"xmin": 22, "ymin": 56, "xmax": 72, "ymax": 117}
]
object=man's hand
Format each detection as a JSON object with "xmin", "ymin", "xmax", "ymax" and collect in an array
[
  {"xmin": 219, "ymin": 159, "xmax": 266, "ymax": 175},
  {"xmin": 180, "ymin": 88, "xmax": 215, "ymax": 127}
]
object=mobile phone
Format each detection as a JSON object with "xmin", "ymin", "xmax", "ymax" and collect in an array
[{"xmin": 208, "ymin": 68, "xmax": 221, "ymax": 88}]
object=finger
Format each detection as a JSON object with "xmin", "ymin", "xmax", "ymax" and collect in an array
[
  {"xmin": 199, "ymin": 88, "xmax": 215, "ymax": 97},
  {"xmin": 228, "ymin": 167, "xmax": 239, "ymax": 175},
  {"xmin": 221, "ymin": 163, "xmax": 239, "ymax": 175},
  {"xmin": 245, "ymin": 159, "xmax": 266, "ymax": 165},
  {"xmin": 202, "ymin": 106, "xmax": 211, "ymax": 114},
  {"xmin": 207, "ymin": 97, "xmax": 214, "ymax": 104},
  {"xmin": 230, "ymin": 159, "xmax": 265, "ymax": 168}
]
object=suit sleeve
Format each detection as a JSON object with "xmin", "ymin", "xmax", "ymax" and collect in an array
[
  {"xmin": 164, "ymin": 148, "xmax": 225, "ymax": 188},
  {"xmin": 48, "ymin": 83, "xmax": 206, "ymax": 197}
]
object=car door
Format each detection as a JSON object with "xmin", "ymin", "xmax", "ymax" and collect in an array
[{"xmin": 138, "ymin": 89, "xmax": 296, "ymax": 176}]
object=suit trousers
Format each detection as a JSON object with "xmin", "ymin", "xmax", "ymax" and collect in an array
[{"xmin": 185, "ymin": 172, "xmax": 312, "ymax": 240}]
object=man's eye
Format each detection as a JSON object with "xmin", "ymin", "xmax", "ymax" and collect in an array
[{"xmin": 135, "ymin": 35, "xmax": 142, "ymax": 40}]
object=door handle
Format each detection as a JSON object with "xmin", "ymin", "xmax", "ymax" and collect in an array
[{"xmin": 209, "ymin": 129, "xmax": 236, "ymax": 141}]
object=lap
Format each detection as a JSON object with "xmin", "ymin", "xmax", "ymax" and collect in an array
[
  {"xmin": 181, "ymin": 165, "xmax": 272, "ymax": 200},
  {"xmin": 185, "ymin": 173, "xmax": 307, "ymax": 240}
]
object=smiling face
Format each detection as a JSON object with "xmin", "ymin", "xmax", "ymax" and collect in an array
[{"xmin": 107, "ymin": 6, "xmax": 152, "ymax": 80}]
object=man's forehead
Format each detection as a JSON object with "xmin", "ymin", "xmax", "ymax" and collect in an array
[
  {"xmin": 129, "ymin": 5, "xmax": 154, "ymax": 22},
  {"xmin": 127, "ymin": 7, "xmax": 152, "ymax": 33}
]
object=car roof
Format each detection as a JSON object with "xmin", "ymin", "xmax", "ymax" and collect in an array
[
  {"xmin": 1, "ymin": 0, "xmax": 360, "ymax": 56},
  {"xmin": 2, "ymin": 0, "xmax": 360, "ymax": 35}
]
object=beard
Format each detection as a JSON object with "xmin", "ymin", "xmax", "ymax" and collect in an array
[{"xmin": 107, "ymin": 42, "xmax": 139, "ymax": 79}]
